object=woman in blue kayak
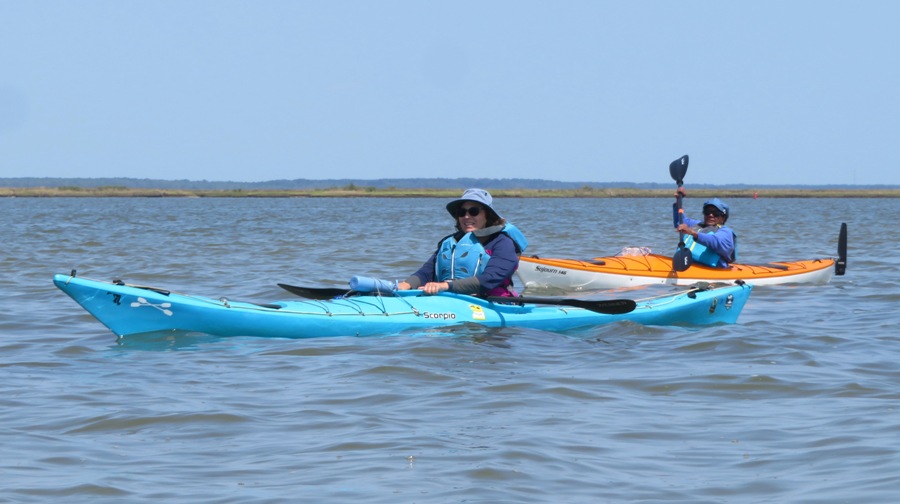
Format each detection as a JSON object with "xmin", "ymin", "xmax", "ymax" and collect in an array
[
  {"xmin": 674, "ymin": 187, "xmax": 736, "ymax": 268},
  {"xmin": 397, "ymin": 188, "xmax": 528, "ymax": 297}
]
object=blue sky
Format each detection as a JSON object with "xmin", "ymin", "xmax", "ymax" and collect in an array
[{"xmin": 2, "ymin": 1, "xmax": 898, "ymax": 185}]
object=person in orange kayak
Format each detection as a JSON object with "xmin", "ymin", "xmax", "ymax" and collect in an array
[
  {"xmin": 397, "ymin": 188, "xmax": 528, "ymax": 296},
  {"xmin": 673, "ymin": 187, "xmax": 736, "ymax": 268}
]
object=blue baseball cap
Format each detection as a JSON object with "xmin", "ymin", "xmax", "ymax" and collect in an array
[{"xmin": 703, "ymin": 198, "xmax": 729, "ymax": 221}]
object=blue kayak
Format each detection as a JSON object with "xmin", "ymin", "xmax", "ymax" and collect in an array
[{"xmin": 53, "ymin": 273, "xmax": 752, "ymax": 339}]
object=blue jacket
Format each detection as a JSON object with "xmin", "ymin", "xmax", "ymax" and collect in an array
[{"xmin": 673, "ymin": 204, "xmax": 736, "ymax": 267}]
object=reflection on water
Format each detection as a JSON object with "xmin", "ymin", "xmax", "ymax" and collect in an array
[{"xmin": 111, "ymin": 330, "xmax": 226, "ymax": 352}]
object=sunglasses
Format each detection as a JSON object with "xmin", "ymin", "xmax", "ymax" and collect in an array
[
  {"xmin": 704, "ymin": 207, "xmax": 725, "ymax": 217},
  {"xmin": 455, "ymin": 206, "xmax": 482, "ymax": 218}
]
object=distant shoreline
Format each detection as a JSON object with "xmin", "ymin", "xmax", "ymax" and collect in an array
[{"xmin": 2, "ymin": 186, "xmax": 899, "ymax": 198}]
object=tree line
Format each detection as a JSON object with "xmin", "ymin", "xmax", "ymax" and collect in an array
[{"xmin": 1, "ymin": 177, "xmax": 891, "ymax": 191}]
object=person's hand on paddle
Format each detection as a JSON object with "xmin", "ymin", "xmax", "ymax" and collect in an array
[
  {"xmin": 674, "ymin": 187, "xmax": 695, "ymax": 235},
  {"xmin": 676, "ymin": 223, "xmax": 697, "ymax": 238}
]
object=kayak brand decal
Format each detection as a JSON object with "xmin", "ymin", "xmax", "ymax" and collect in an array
[
  {"xmin": 469, "ymin": 304, "xmax": 486, "ymax": 321},
  {"xmin": 535, "ymin": 265, "xmax": 567, "ymax": 275},
  {"xmin": 131, "ymin": 296, "xmax": 174, "ymax": 316},
  {"xmin": 422, "ymin": 311, "xmax": 456, "ymax": 321}
]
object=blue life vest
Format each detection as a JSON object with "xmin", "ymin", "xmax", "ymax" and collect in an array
[
  {"xmin": 681, "ymin": 226, "xmax": 737, "ymax": 267},
  {"xmin": 434, "ymin": 224, "xmax": 528, "ymax": 281},
  {"xmin": 501, "ymin": 223, "xmax": 528, "ymax": 253}
]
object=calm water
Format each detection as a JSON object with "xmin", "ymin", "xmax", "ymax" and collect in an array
[{"xmin": 2, "ymin": 196, "xmax": 898, "ymax": 503}]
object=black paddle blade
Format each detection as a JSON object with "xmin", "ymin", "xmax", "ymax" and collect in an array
[
  {"xmin": 486, "ymin": 296, "xmax": 637, "ymax": 315},
  {"xmin": 669, "ymin": 155, "xmax": 689, "ymax": 185},
  {"xmin": 835, "ymin": 222, "xmax": 847, "ymax": 276},
  {"xmin": 278, "ymin": 283, "xmax": 349, "ymax": 299},
  {"xmin": 672, "ymin": 244, "xmax": 693, "ymax": 272},
  {"xmin": 562, "ymin": 298, "xmax": 637, "ymax": 314}
]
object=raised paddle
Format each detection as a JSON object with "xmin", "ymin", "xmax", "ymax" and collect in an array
[
  {"xmin": 277, "ymin": 283, "xmax": 637, "ymax": 314},
  {"xmin": 670, "ymin": 154, "xmax": 692, "ymax": 272}
]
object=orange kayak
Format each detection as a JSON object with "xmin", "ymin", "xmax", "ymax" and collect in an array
[{"xmin": 517, "ymin": 224, "xmax": 847, "ymax": 291}]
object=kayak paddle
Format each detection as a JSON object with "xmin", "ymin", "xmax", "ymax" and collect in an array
[
  {"xmin": 670, "ymin": 154, "xmax": 692, "ymax": 272},
  {"xmin": 486, "ymin": 296, "xmax": 637, "ymax": 315},
  {"xmin": 277, "ymin": 283, "xmax": 637, "ymax": 314}
]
